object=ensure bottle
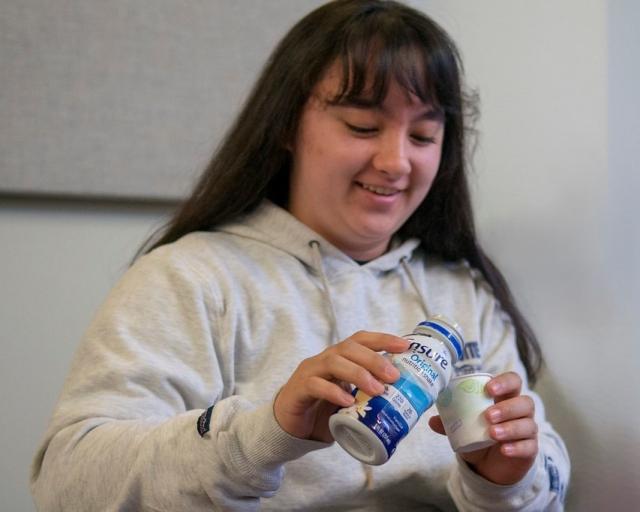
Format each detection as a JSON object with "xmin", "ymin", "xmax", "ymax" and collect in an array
[{"xmin": 329, "ymin": 316, "xmax": 464, "ymax": 465}]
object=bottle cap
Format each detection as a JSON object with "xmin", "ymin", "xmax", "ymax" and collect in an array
[{"xmin": 416, "ymin": 316, "xmax": 465, "ymax": 362}]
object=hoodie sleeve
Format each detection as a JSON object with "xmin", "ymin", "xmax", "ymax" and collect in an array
[
  {"xmin": 30, "ymin": 246, "xmax": 327, "ymax": 512},
  {"xmin": 447, "ymin": 272, "xmax": 570, "ymax": 511}
]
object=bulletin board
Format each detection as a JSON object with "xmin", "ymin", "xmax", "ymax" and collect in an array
[{"xmin": 0, "ymin": 0, "xmax": 323, "ymax": 201}]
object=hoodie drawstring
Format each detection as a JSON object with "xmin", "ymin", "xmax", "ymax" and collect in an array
[
  {"xmin": 400, "ymin": 256, "xmax": 431, "ymax": 318},
  {"xmin": 309, "ymin": 240, "xmax": 341, "ymax": 343}
]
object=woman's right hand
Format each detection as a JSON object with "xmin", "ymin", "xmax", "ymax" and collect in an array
[{"xmin": 273, "ymin": 331, "xmax": 409, "ymax": 442}]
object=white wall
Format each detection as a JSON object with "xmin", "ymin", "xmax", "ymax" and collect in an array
[
  {"xmin": 0, "ymin": 198, "xmax": 171, "ymax": 510},
  {"xmin": 1, "ymin": 1, "xmax": 638, "ymax": 510}
]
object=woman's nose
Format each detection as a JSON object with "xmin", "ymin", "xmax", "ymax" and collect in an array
[{"xmin": 372, "ymin": 133, "xmax": 411, "ymax": 177}]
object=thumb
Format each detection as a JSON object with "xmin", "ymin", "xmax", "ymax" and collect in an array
[{"xmin": 428, "ymin": 415, "xmax": 446, "ymax": 435}]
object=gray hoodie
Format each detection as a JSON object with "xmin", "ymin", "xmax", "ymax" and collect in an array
[{"xmin": 31, "ymin": 201, "xmax": 569, "ymax": 511}]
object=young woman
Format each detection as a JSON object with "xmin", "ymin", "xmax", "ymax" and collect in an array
[{"xmin": 31, "ymin": 1, "xmax": 569, "ymax": 510}]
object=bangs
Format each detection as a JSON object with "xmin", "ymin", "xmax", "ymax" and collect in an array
[{"xmin": 326, "ymin": 8, "xmax": 460, "ymax": 117}]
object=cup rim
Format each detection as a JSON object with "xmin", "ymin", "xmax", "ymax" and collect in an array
[{"xmin": 449, "ymin": 372, "xmax": 494, "ymax": 383}]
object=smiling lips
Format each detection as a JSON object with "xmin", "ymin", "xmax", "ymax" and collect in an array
[{"xmin": 358, "ymin": 182, "xmax": 402, "ymax": 196}]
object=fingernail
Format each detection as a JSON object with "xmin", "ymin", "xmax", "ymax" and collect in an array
[
  {"xmin": 502, "ymin": 444, "xmax": 515, "ymax": 455},
  {"xmin": 493, "ymin": 426, "xmax": 506, "ymax": 439},
  {"xmin": 487, "ymin": 408, "xmax": 502, "ymax": 423},
  {"xmin": 489, "ymin": 382, "xmax": 502, "ymax": 395}
]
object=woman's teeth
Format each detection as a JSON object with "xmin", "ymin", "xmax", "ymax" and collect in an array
[{"xmin": 360, "ymin": 183, "xmax": 397, "ymax": 196}]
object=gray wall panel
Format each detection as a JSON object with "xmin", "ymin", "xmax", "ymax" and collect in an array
[{"xmin": 0, "ymin": 0, "xmax": 323, "ymax": 200}]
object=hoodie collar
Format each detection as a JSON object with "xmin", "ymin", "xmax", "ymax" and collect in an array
[{"xmin": 217, "ymin": 200, "xmax": 421, "ymax": 276}]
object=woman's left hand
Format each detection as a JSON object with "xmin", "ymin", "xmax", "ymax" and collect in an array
[{"xmin": 429, "ymin": 371, "xmax": 538, "ymax": 485}]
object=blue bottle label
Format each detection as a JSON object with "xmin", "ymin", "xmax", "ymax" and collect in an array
[{"xmin": 336, "ymin": 384, "xmax": 434, "ymax": 458}]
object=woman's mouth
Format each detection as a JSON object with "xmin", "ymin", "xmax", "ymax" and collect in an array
[{"xmin": 357, "ymin": 182, "xmax": 400, "ymax": 196}]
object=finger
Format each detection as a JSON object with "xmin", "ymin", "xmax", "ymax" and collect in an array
[
  {"xmin": 314, "ymin": 353, "xmax": 386, "ymax": 396},
  {"xmin": 499, "ymin": 438, "xmax": 539, "ymax": 459},
  {"xmin": 486, "ymin": 371, "xmax": 522, "ymax": 401},
  {"xmin": 333, "ymin": 340, "xmax": 400, "ymax": 383},
  {"xmin": 486, "ymin": 395, "xmax": 535, "ymax": 424},
  {"xmin": 347, "ymin": 331, "xmax": 410, "ymax": 354},
  {"xmin": 428, "ymin": 415, "xmax": 446, "ymax": 436},
  {"xmin": 490, "ymin": 418, "xmax": 538, "ymax": 443},
  {"xmin": 305, "ymin": 376, "xmax": 355, "ymax": 407}
]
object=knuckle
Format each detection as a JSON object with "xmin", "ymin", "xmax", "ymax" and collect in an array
[
  {"xmin": 530, "ymin": 437, "xmax": 539, "ymax": 453},
  {"xmin": 298, "ymin": 352, "xmax": 330, "ymax": 376},
  {"xmin": 326, "ymin": 353, "xmax": 346, "ymax": 372},
  {"xmin": 355, "ymin": 366, "xmax": 371, "ymax": 383},
  {"xmin": 327, "ymin": 342, "xmax": 343, "ymax": 354},
  {"xmin": 524, "ymin": 395, "xmax": 535, "ymax": 411},
  {"xmin": 377, "ymin": 355, "xmax": 392, "ymax": 374},
  {"xmin": 532, "ymin": 422, "xmax": 539, "ymax": 436},
  {"xmin": 323, "ymin": 351, "xmax": 339, "ymax": 363},
  {"xmin": 502, "ymin": 423, "xmax": 514, "ymax": 438},
  {"xmin": 334, "ymin": 339, "xmax": 355, "ymax": 355},
  {"xmin": 297, "ymin": 357, "xmax": 312, "ymax": 373},
  {"xmin": 500, "ymin": 401, "xmax": 513, "ymax": 416},
  {"xmin": 508, "ymin": 370, "xmax": 522, "ymax": 382}
]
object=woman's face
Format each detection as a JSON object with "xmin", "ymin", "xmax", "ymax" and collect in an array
[{"xmin": 288, "ymin": 63, "xmax": 444, "ymax": 261}]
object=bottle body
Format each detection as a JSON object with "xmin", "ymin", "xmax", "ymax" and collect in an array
[{"xmin": 329, "ymin": 318, "xmax": 464, "ymax": 465}]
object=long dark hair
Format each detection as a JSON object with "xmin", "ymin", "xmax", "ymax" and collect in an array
[{"xmin": 138, "ymin": 0, "xmax": 542, "ymax": 384}]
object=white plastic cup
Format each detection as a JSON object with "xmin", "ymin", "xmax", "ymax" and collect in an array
[{"xmin": 435, "ymin": 373, "xmax": 496, "ymax": 453}]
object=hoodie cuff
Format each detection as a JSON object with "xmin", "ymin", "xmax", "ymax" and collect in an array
[
  {"xmin": 449, "ymin": 453, "xmax": 545, "ymax": 510},
  {"xmin": 223, "ymin": 402, "xmax": 330, "ymax": 491}
]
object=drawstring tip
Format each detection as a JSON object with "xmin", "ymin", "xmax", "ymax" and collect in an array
[{"xmin": 363, "ymin": 463, "xmax": 374, "ymax": 490}]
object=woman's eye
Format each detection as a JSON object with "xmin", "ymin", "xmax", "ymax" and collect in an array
[
  {"xmin": 345, "ymin": 122, "xmax": 378, "ymax": 135},
  {"xmin": 411, "ymin": 134, "xmax": 436, "ymax": 145}
]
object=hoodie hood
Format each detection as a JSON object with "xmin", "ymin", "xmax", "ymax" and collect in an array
[{"xmin": 217, "ymin": 200, "xmax": 422, "ymax": 277}]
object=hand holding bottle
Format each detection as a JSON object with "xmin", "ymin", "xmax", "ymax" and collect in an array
[{"xmin": 273, "ymin": 331, "xmax": 408, "ymax": 442}]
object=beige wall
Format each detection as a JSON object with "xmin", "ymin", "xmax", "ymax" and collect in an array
[{"xmin": 2, "ymin": 1, "xmax": 638, "ymax": 510}]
